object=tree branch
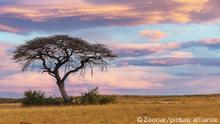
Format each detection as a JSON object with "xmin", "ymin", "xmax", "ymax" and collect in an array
[
  {"xmin": 39, "ymin": 52, "xmax": 54, "ymax": 75},
  {"xmin": 61, "ymin": 56, "xmax": 99, "ymax": 82}
]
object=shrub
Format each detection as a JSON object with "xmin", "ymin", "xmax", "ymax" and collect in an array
[
  {"xmin": 99, "ymin": 95, "xmax": 116, "ymax": 104},
  {"xmin": 79, "ymin": 87, "xmax": 116, "ymax": 105},
  {"xmin": 22, "ymin": 90, "xmax": 45, "ymax": 106},
  {"xmin": 79, "ymin": 87, "xmax": 100, "ymax": 104},
  {"xmin": 22, "ymin": 90, "xmax": 62, "ymax": 106}
]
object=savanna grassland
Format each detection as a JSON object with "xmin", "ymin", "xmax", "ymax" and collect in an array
[{"xmin": 0, "ymin": 95, "xmax": 219, "ymax": 124}]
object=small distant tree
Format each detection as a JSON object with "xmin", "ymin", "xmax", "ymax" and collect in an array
[{"xmin": 13, "ymin": 35, "xmax": 117, "ymax": 103}]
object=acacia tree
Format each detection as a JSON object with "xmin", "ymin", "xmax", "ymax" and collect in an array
[{"xmin": 13, "ymin": 35, "xmax": 117, "ymax": 103}]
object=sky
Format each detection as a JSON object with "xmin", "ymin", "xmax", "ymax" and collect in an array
[{"xmin": 0, "ymin": 0, "xmax": 220, "ymax": 97}]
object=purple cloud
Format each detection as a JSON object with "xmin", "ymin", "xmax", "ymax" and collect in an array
[{"xmin": 116, "ymin": 58, "xmax": 220, "ymax": 67}]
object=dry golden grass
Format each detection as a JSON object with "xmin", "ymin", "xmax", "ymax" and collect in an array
[{"xmin": 0, "ymin": 95, "xmax": 219, "ymax": 124}]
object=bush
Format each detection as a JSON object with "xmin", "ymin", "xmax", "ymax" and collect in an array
[
  {"xmin": 99, "ymin": 95, "xmax": 116, "ymax": 104},
  {"xmin": 22, "ymin": 90, "xmax": 62, "ymax": 106},
  {"xmin": 79, "ymin": 87, "xmax": 116, "ymax": 105},
  {"xmin": 22, "ymin": 88, "xmax": 115, "ymax": 106}
]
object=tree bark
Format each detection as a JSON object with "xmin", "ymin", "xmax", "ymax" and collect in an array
[{"xmin": 57, "ymin": 82, "xmax": 71, "ymax": 103}]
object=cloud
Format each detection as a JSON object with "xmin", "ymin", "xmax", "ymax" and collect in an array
[
  {"xmin": 181, "ymin": 38, "xmax": 220, "ymax": 49},
  {"xmin": 86, "ymin": 0, "xmax": 209, "ymax": 24},
  {"xmin": 173, "ymin": 72, "xmax": 220, "ymax": 77},
  {"xmin": 139, "ymin": 29, "xmax": 168, "ymax": 41},
  {"xmin": 145, "ymin": 50, "xmax": 194, "ymax": 58},
  {"xmin": 109, "ymin": 42, "xmax": 179, "ymax": 57},
  {"xmin": 117, "ymin": 58, "xmax": 220, "ymax": 67},
  {"xmin": 0, "ymin": 72, "xmax": 54, "ymax": 88},
  {"xmin": 0, "ymin": 24, "xmax": 21, "ymax": 33},
  {"xmin": 0, "ymin": 42, "xmax": 18, "ymax": 72},
  {"xmin": 0, "ymin": 2, "xmax": 129, "ymax": 22},
  {"xmin": 69, "ymin": 66, "xmax": 165, "ymax": 89},
  {"xmin": 0, "ymin": 72, "xmax": 57, "ymax": 97},
  {"xmin": 166, "ymin": 51, "xmax": 194, "ymax": 58},
  {"xmin": 190, "ymin": 0, "xmax": 220, "ymax": 24},
  {"xmin": 0, "ymin": 0, "xmax": 218, "ymax": 33}
]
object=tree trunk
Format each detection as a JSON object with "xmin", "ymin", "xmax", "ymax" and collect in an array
[{"xmin": 57, "ymin": 82, "xmax": 71, "ymax": 103}]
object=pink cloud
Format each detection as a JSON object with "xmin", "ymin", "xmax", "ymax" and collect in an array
[
  {"xmin": 68, "ymin": 66, "xmax": 165, "ymax": 90},
  {"xmin": 0, "ymin": 43, "xmax": 19, "ymax": 71},
  {"xmin": 166, "ymin": 51, "xmax": 194, "ymax": 58},
  {"xmin": 0, "ymin": 72, "xmax": 54, "ymax": 88},
  {"xmin": 145, "ymin": 50, "xmax": 194, "ymax": 58},
  {"xmin": 0, "ymin": 24, "xmax": 21, "ymax": 33},
  {"xmin": 139, "ymin": 29, "xmax": 168, "ymax": 41},
  {"xmin": 108, "ymin": 42, "xmax": 180, "ymax": 57},
  {"xmin": 109, "ymin": 42, "xmax": 179, "ymax": 50},
  {"xmin": 203, "ymin": 38, "xmax": 220, "ymax": 44}
]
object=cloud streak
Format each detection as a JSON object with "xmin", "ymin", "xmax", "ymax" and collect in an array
[
  {"xmin": 109, "ymin": 42, "xmax": 179, "ymax": 57},
  {"xmin": 117, "ymin": 58, "xmax": 220, "ymax": 67},
  {"xmin": 0, "ymin": 24, "xmax": 21, "ymax": 33},
  {"xmin": 139, "ymin": 29, "xmax": 168, "ymax": 41}
]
